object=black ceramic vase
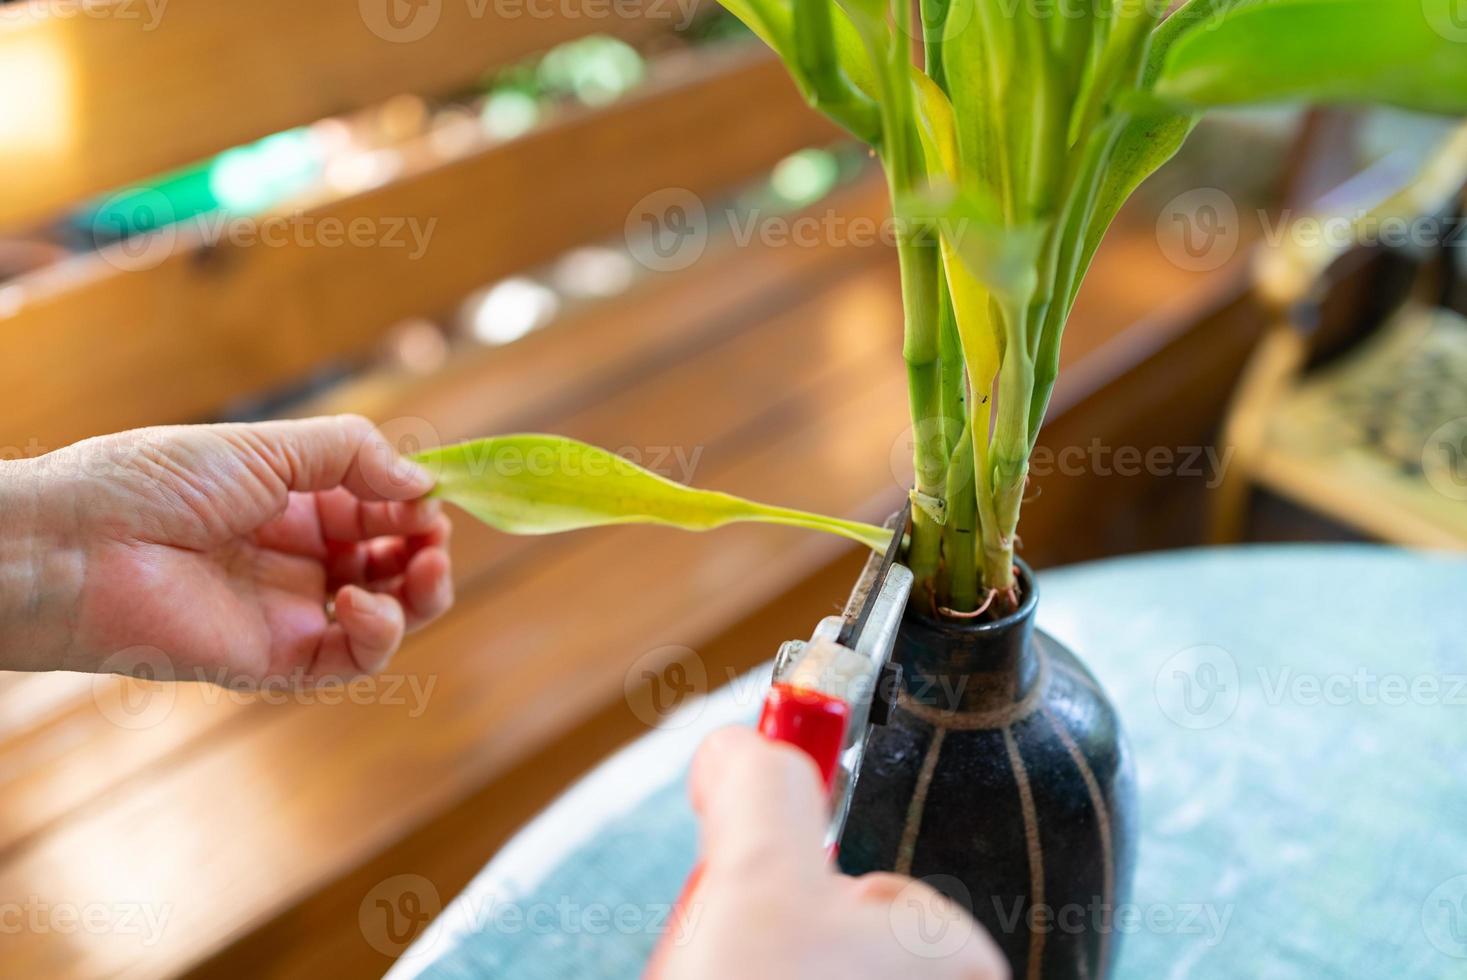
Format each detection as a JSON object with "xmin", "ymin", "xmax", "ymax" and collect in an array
[{"xmin": 838, "ymin": 559, "xmax": 1136, "ymax": 979}]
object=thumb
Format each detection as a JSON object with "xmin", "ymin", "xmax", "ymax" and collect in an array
[
  {"xmin": 224, "ymin": 415, "xmax": 435, "ymax": 502},
  {"xmin": 690, "ymin": 727, "xmax": 830, "ymax": 880}
]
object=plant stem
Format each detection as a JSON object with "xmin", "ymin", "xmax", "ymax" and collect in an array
[
  {"xmin": 982, "ymin": 294, "xmax": 1037, "ymax": 605},
  {"xmin": 898, "ymin": 235, "xmax": 944, "ymax": 593},
  {"xmin": 878, "ymin": 0, "xmax": 946, "ymax": 597},
  {"xmin": 1028, "ymin": 120, "xmax": 1124, "ymax": 445},
  {"xmin": 970, "ymin": 403, "xmax": 1007, "ymax": 599},
  {"xmin": 941, "ymin": 423, "xmax": 978, "ymax": 611},
  {"xmin": 936, "ymin": 276, "xmax": 965, "ymax": 461}
]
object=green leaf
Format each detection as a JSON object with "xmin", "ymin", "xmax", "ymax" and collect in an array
[
  {"xmin": 413, "ymin": 434, "xmax": 893, "ymax": 551},
  {"xmin": 941, "ymin": 0, "xmax": 1009, "ymax": 196},
  {"xmin": 718, "ymin": 0, "xmax": 884, "ymax": 141},
  {"xmin": 1068, "ymin": 0, "xmax": 1239, "ymax": 307},
  {"xmin": 718, "ymin": 0, "xmax": 800, "ymax": 65},
  {"xmin": 1029, "ymin": 1, "xmax": 1226, "ymax": 441},
  {"xmin": 1153, "ymin": 0, "xmax": 1467, "ymax": 115}
]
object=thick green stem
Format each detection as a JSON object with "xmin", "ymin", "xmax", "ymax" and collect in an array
[
  {"xmin": 970, "ymin": 398, "xmax": 1007, "ymax": 598},
  {"xmin": 878, "ymin": 0, "xmax": 948, "ymax": 596},
  {"xmin": 936, "ymin": 275, "xmax": 965, "ymax": 459},
  {"xmin": 982, "ymin": 292, "xmax": 1037, "ymax": 603},
  {"xmin": 1028, "ymin": 119, "xmax": 1125, "ymax": 445},
  {"xmin": 898, "ymin": 236, "xmax": 944, "ymax": 592},
  {"xmin": 941, "ymin": 423, "xmax": 978, "ymax": 611}
]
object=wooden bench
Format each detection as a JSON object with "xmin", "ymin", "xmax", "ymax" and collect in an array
[{"xmin": 0, "ymin": 3, "xmax": 1270, "ymax": 976}]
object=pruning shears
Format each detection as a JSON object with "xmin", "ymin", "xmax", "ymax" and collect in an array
[
  {"xmin": 757, "ymin": 505, "xmax": 911, "ymax": 848},
  {"xmin": 647, "ymin": 508, "xmax": 911, "ymax": 976}
]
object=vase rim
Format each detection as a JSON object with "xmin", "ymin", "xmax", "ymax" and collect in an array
[{"xmin": 907, "ymin": 557, "xmax": 1039, "ymax": 634}]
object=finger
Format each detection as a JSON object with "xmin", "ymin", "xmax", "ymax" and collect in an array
[
  {"xmin": 861, "ymin": 875, "xmax": 1009, "ymax": 980},
  {"xmin": 690, "ymin": 727, "xmax": 829, "ymax": 880},
  {"xmin": 227, "ymin": 415, "xmax": 434, "ymax": 503},
  {"xmin": 309, "ymin": 585, "xmax": 406, "ymax": 678},
  {"xmin": 400, "ymin": 545, "xmax": 453, "ymax": 629},
  {"xmin": 256, "ymin": 492, "xmax": 446, "ymax": 559},
  {"xmin": 316, "ymin": 489, "xmax": 445, "ymax": 544},
  {"xmin": 253, "ymin": 493, "xmax": 328, "ymax": 555},
  {"xmin": 346, "ymin": 546, "xmax": 454, "ymax": 629},
  {"xmin": 325, "ymin": 537, "xmax": 411, "ymax": 588},
  {"xmin": 319, "ymin": 516, "xmax": 451, "ymax": 590}
]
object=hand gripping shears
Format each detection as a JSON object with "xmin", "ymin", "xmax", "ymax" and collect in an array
[{"xmin": 647, "ymin": 508, "xmax": 912, "ymax": 976}]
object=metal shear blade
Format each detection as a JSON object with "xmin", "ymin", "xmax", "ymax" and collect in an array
[{"xmin": 768, "ymin": 505, "xmax": 912, "ymax": 846}]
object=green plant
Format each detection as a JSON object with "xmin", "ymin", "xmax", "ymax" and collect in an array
[{"xmin": 427, "ymin": 0, "xmax": 1467, "ymax": 615}]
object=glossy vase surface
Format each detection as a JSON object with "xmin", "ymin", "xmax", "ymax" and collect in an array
[{"xmin": 838, "ymin": 560, "xmax": 1136, "ymax": 979}]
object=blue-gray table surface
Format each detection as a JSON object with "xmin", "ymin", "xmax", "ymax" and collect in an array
[{"xmin": 393, "ymin": 545, "xmax": 1467, "ymax": 979}]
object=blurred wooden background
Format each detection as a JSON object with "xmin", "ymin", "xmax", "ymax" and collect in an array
[{"xmin": 0, "ymin": 1, "xmax": 1413, "ymax": 977}]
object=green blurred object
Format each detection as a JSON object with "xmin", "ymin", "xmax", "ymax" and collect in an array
[
  {"xmin": 76, "ymin": 164, "xmax": 216, "ymax": 242},
  {"xmin": 537, "ymin": 36, "xmax": 645, "ymax": 107},
  {"xmin": 73, "ymin": 128, "xmax": 322, "ymax": 245},
  {"xmin": 482, "ymin": 89, "xmax": 541, "ymax": 140},
  {"xmin": 770, "ymin": 148, "xmax": 841, "ymax": 207},
  {"xmin": 208, "ymin": 129, "xmax": 320, "ymax": 214}
]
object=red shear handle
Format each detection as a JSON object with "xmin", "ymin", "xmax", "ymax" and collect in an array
[
  {"xmin": 756, "ymin": 682, "xmax": 851, "ymax": 791},
  {"xmin": 646, "ymin": 685, "xmax": 851, "ymax": 979}
]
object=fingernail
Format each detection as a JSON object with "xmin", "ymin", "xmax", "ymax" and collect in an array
[
  {"xmin": 393, "ymin": 458, "xmax": 435, "ymax": 492},
  {"xmin": 346, "ymin": 587, "xmax": 390, "ymax": 619},
  {"xmin": 368, "ymin": 590, "xmax": 399, "ymax": 619}
]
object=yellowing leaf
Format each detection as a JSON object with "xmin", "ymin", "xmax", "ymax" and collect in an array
[
  {"xmin": 413, "ymin": 434, "xmax": 893, "ymax": 551},
  {"xmin": 940, "ymin": 238, "xmax": 1000, "ymax": 406},
  {"xmin": 912, "ymin": 70, "xmax": 959, "ymax": 181}
]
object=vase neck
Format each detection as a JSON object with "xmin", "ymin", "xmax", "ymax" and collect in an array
[{"xmin": 896, "ymin": 602, "xmax": 1040, "ymax": 714}]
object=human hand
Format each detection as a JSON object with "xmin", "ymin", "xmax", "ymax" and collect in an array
[
  {"xmin": 0, "ymin": 415, "xmax": 452, "ymax": 683},
  {"xmin": 651, "ymin": 727, "xmax": 1008, "ymax": 980}
]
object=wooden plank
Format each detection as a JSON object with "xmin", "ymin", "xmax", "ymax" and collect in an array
[
  {"xmin": 0, "ymin": 46, "xmax": 835, "ymax": 455},
  {"xmin": 0, "ymin": 180, "xmax": 890, "ymax": 858},
  {"xmin": 294, "ymin": 175, "xmax": 893, "ymax": 443},
  {"xmin": 0, "ymin": 264, "xmax": 910, "ymax": 979},
  {"xmin": 0, "ymin": 0, "xmax": 698, "ymax": 228},
  {"xmin": 1253, "ymin": 450, "xmax": 1467, "ymax": 549}
]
